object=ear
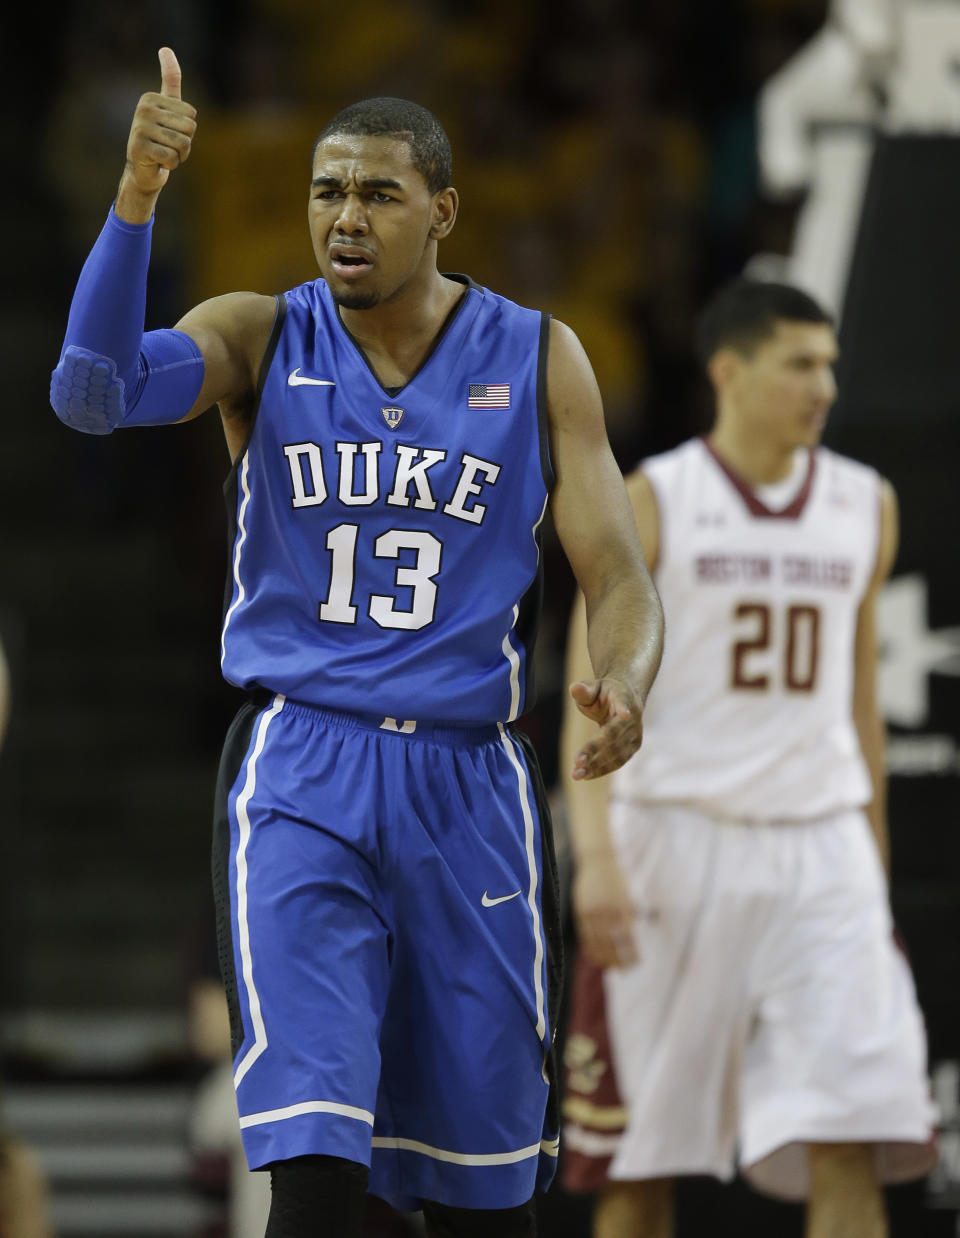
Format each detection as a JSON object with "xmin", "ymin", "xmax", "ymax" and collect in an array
[
  {"xmin": 429, "ymin": 187, "xmax": 458, "ymax": 240},
  {"xmin": 707, "ymin": 348, "xmax": 739, "ymax": 392}
]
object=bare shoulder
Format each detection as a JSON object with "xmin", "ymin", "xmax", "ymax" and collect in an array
[
  {"xmin": 545, "ymin": 318, "xmax": 603, "ymax": 428},
  {"xmin": 546, "ymin": 317, "xmax": 594, "ymax": 379},
  {"xmin": 177, "ymin": 290, "xmax": 277, "ymax": 360}
]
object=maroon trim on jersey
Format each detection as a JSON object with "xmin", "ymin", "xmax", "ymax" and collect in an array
[{"xmin": 700, "ymin": 436, "xmax": 817, "ymax": 520}]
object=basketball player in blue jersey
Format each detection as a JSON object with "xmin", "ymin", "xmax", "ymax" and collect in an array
[{"xmin": 49, "ymin": 48, "xmax": 664, "ymax": 1238}]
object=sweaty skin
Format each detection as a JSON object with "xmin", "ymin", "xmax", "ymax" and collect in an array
[{"xmin": 115, "ymin": 48, "xmax": 663, "ymax": 777}]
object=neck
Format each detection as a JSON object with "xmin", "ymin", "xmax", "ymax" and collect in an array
[
  {"xmin": 338, "ymin": 263, "xmax": 460, "ymax": 359},
  {"xmin": 708, "ymin": 416, "xmax": 801, "ymax": 486}
]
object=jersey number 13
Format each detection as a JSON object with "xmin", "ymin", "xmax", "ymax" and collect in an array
[{"xmin": 318, "ymin": 523, "xmax": 441, "ymax": 630}]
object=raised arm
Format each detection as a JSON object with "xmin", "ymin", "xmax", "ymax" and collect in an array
[
  {"xmin": 50, "ymin": 48, "xmax": 271, "ymax": 442},
  {"xmin": 547, "ymin": 319, "xmax": 664, "ymax": 782},
  {"xmin": 853, "ymin": 477, "xmax": 898, "ymax": 877}
]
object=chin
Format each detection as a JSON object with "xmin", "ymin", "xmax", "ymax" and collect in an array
[
  {"xmin": 793, "ymin": 419, "xmax": 826, "ymax": 448},
  {"xmin": 330, "ymin": 287, "xmax": 381, "ymax": 311}
]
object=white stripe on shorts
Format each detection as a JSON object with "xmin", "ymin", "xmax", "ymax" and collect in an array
[
  {"xmin": 497, "ymin": 724, "xmax": 547, "ymax": 1053},
  {"xmin": 370, "ymin": 1136, "xmax": 545, "ymax": 1166},
  {"xmin": 237, "ymin": 1112, "xmax": 558, "ymax": 1167},
  {"xmin": 239, "ymin": 1099, "xmax": 375, "ymax": 1130},
  {"xmin": 233, "ymin": 693, "xmax": 286, "ymax": 1089}
]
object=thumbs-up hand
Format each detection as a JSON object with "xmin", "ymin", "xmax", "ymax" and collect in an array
[{"xmin": 117, "ymin": 47, "xmax": 197, "ymax": 221}]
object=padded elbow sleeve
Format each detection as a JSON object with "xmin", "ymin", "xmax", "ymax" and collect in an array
[
  {"xmin": 51, "ymin": 329, "xmax": 205, "ymax": 434},
  {"xmin": 50, "ymin": 347, "xmax": 127, "ymax": 436}
]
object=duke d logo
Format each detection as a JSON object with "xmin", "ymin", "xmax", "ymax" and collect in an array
[{"xmin": 381, "ymin": 406, "xmax": 405, "ymax": 430}]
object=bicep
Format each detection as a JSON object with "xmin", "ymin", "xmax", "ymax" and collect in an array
[
  {"xmin": 872, "ymin": 477, "xmax": 899, "ymax": 584},
  {"xmin": 546, "ymin": 320, "xmax": 649, "ymax": 605},
  {"xmin": 174, "ymin": 292, "xmax": 275, "ymax": 422}
]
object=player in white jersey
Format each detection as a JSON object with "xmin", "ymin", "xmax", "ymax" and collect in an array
[{"xmin": 560, "ymin": 279, "xmax": 936, "ymax": 1238}]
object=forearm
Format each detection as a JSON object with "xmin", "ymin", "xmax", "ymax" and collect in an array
[
  {"xmin": 586, "ymin": 570, "xmax": 664, "ymax": 704},
  {"xmin": 50, "ymin": 206, "xmax": 203, "ymax": 434},
  {"xmin": 59, "ymin": 207, "xmax": 153, "ymax": 389}
]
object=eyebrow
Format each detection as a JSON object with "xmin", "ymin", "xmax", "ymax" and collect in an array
[{"xmin": 311, "ymin": 175, "xmax": 403, "ymax": 190}]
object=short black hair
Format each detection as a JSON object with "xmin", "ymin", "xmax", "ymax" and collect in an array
[
  {"xmin": 313, "ymin": 97, "xmax": 452, "ymax": 195},
  {"xmin": 696, "ymin": 278, "xmax": 833, "ymax": 366}
]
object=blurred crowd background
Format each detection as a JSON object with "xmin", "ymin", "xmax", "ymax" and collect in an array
[{"xmin": 3, "ymin": 0, "xmax": 960, "ymax": 1235}]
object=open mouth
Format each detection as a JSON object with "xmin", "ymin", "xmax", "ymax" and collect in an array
[{"xmin": 330, "ymin": 248, "xmax": 374, "ymax": 278}]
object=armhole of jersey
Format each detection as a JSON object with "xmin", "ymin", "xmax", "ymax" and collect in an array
[
  {"xmin": 222, "ymin": 293, "xmax": 287, "ymax": 494},
  {"xmin": 535, "ymin": 311, "xmax": 555, "ymax": 491}
]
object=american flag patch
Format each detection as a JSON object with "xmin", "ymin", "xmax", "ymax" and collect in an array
[{"xmin": 468, "ymin": 383, "xmax": 510, "ymax": 409}]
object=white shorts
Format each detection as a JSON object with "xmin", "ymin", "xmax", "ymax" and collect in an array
[{"xmin": 603, "ymin": 801, "xmax": 937, "ymax": 1200}]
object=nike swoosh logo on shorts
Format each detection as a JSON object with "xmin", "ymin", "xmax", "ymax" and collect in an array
[
  {"xmin": 481, "ymin": 890, "xmax": 521, "ymax": 907},
  {"xmin": 288, "ymin": 368, "xmax": 336, "ymax": 387}
]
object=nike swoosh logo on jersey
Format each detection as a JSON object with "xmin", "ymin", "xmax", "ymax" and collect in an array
[
  {"xmin": 288, "ymin": 369, "xmax": 336, "ymax": 387},
  {"xmin": 481, "ymin": 889, "xmax": 521, "ymax": 907}
]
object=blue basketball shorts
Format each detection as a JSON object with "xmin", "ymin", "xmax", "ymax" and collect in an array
[{"xmin": 211, "ymin": 693, "xmax": 562, "ymax": 1212}]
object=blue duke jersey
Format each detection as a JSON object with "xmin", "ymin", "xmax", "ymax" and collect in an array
[{"xmin": 220, "ymin": 276, "xmax": 553, "ymax": 725}]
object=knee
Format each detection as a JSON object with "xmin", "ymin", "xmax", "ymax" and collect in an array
[{"xmin": 422, "ymin": 1198, "xmax": 536, "ymax": 1237}]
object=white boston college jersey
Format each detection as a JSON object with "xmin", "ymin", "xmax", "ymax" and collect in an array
[{"xmin": 614, "ymin": 437, "xmax": 880, "ymax": 821}]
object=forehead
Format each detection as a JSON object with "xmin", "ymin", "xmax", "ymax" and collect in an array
[
  {"xmin": 759, "ymin": 319, "xmax": 838, "ymax": 359},
  {"xmin": 311, "ymin": 133, "xmax": 423, "ymax": 185}
]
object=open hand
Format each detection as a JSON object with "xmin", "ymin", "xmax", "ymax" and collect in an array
[{"xmin": 569, "ymin": 677, "xmax": 643, "ymax": 780}]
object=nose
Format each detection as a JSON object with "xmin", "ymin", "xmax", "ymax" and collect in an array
[
  {"xmin": 811, "ymin": 362, "xmax": 836, "ymax": 405},
  {"xmin": 335, "ymin": 191, "xmax": 369, "ymax": 236}
]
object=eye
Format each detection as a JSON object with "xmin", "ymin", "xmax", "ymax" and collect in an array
[
  {"xmin": 371, "ymin": 191, "xmax": 393, "ymax": 203},
  {"xmin": 314, "ymin": 189, "xmax": 341, "ymax": 201}
]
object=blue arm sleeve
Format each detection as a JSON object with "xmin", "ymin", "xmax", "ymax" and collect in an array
[{"xmin": 50, "ymin": 207, "xmax": 205, "ymax": 435}]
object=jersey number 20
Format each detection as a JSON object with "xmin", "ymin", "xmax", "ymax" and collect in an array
[{"xmin": 731, "ymin": 602, "xmax": 821, "ymax": 693}]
